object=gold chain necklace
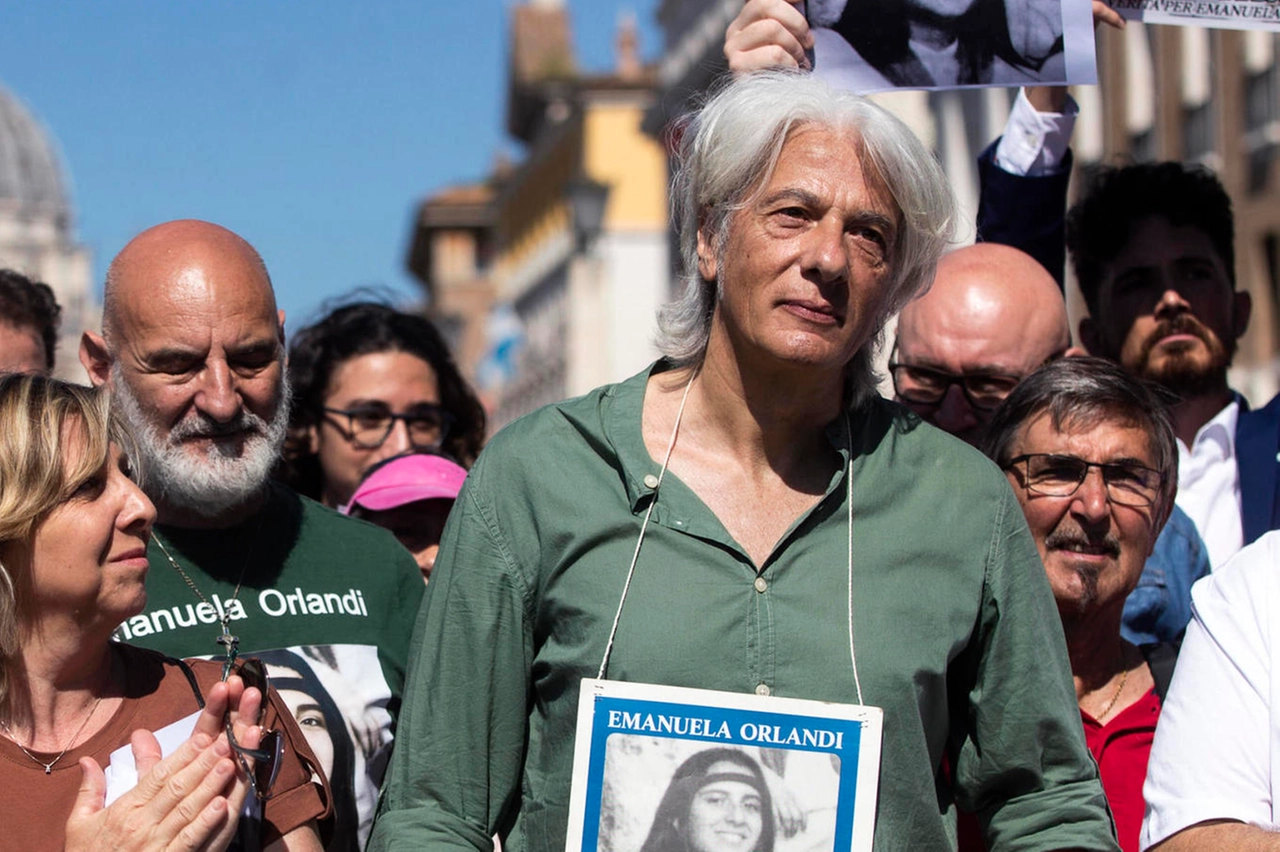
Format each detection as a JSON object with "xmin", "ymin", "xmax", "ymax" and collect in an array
[
  {"xmin": 1096, "ymin": 666, "xmax": 1130, "ymax": 721},
  {"xmin": 152, "ymin": 516, "xmax": 263, "ymax": 674},
  {"xmin": 1, "ymin": 695, "xmax": 104, "ymax": 774}
]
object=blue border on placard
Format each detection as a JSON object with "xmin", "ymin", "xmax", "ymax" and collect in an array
[{"xmin": 578, "ymin": 696, "xmax": 864, "ymax": 851}]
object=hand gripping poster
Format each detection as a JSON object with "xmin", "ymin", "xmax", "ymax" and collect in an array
[{"xmin": 565, "ymin": 679, "xmax": 883, "ymax": 852}]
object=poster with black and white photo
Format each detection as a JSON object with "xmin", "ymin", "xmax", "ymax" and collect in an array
[
  {"xmin": 806, "ymin": 0, "xmax": 1097, "ymax": 92},
  {"xmin": 565, "ymin": 679, "xmax": 882, "ymax": 852}
]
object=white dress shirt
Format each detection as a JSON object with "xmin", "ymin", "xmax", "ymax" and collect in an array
[
  {"xmin": 1176, "ymin": 400, "xmax": 1243, "ymax": 570},
  {"xmin": 993, "ymin": 88, "xmax": 1078, "ymax": 177}
]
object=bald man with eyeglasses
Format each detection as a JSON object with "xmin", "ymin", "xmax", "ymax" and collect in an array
[{"xmin": 890, "ymin": 242, "xmax": 1072, "ymax": 447}]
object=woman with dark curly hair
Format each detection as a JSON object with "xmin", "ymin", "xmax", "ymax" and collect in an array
[
  {"xmin": 641, "ymin": 748, "xmax": 775, "ymax": 852},
  {"xmin": 279, "ymin": 301, "xmax": 486, "ymax": 509}
]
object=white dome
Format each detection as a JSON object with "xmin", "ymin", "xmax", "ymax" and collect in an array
[{"xmin": 0, "ymin": 85, "xmax": 68, "ymax": 224}]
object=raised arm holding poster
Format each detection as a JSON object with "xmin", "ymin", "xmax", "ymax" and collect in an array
[{"xmin": 806, "ymin": 0, "xmax": 1097, "ymax": 90}]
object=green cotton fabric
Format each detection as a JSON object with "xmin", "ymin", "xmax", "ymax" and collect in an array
[{"xmin": 370, "ymin": 363, "xmax": 1119, "ymax": 852}]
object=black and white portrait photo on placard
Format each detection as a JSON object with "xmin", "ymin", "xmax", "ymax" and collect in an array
[
  {"xmin": 565, "ymin": 680, "xmax": 882, "ymax": 852},
  {"xmin": 806, "ymin": 0, "xmax": 1097, "ymax": 91},
  {"xmin": 597, "ymin": 737, "xmax": 845, "ymax": 852}
]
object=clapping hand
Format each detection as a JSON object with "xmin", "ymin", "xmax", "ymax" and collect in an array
[{"xmin": 64, "ymin": 677, "xmax": 265, "ymax": 852}]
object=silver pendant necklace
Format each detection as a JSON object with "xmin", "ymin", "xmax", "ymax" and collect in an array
[{"xmin": 1, "ymin": 695, "xmax": 105, "ymax": 774}]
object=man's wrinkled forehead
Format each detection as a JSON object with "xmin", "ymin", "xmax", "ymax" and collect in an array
[
  {"xmin": 104, "ymin": 221, "xmax": 278, "ymax": 340},
  {"xmin": 108, "ymin": 257, "xmax": 279, "ymax": 351},
  {"xmin": 747, "ymin": 121, "xmax": 898, "ymax": 218},
  {"xmin": 1016, "ymin": 406, "xmax": 1155, "ymax": 460}
]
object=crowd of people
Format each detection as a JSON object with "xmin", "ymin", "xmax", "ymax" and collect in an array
[{"xmin": 0, "ymin": 2, "xmax": 1275, "ymax": 852}]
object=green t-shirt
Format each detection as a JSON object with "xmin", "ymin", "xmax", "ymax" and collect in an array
[
  {"xmin": 370, "ymin": 364, "xmax": 1118, "ymax": 852},
  {"xmin": 121, "ymin": 481, "xmax": 424, "ymax": 852}
]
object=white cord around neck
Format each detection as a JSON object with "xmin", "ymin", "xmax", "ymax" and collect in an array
[
  {"xmin": 597, "ymin": 370, "xmax": 697, "ymax": 679},
  {"xmin": 845, "ymin": 411, "xmax": 863, "ymax": 706},
  {"xmin": 597, "ymin": 378, "xmax": 865, "ymax": 708}
]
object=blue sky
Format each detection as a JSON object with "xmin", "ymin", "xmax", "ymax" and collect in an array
[{"xmin": 0, "ymin": 1, "xmax": 661, "ymax": 332}]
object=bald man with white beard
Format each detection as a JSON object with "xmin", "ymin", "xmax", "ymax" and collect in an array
[{"xmin": 79, "ymin": 220, "xmax": 425, "ymax": 851}]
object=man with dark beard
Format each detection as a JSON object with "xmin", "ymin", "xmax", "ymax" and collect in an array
[
  {"xmin": 78, "ymin": 220, "xmax": 425, "ymax": 852},
  {"xmin": 1067, "ymin": 163, "xmax": 1274, "ymax": 573},
  {"xmin": 983, "ymin": 356, "xmax": 1180, "ymax": 852}
]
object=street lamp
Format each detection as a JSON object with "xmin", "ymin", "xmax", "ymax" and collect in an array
[{"xmin": 566, "ymin": 174, "xmax": 610, "ymax": 251}]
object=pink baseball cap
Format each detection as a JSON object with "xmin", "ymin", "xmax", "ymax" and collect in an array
[{"xmin": 342, "ymin": 453, "xmax": 468, "ymax": 515}]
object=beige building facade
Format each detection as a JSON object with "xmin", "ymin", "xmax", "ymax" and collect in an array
[{"xmin": 408, "ymin": 1, "xmax": 669, "ymax": 429}]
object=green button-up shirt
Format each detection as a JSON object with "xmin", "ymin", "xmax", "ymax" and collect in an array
[{"xmin": 370, "ymin": 364, "xmax": 1117, "ymax": 852}]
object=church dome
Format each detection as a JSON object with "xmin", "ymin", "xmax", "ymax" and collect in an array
[{"xmin": 0, "ymin": 85, "xmax": 68, "ymax": 222}]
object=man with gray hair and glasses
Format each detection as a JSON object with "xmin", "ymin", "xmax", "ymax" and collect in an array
[
  {"xmin": 982, "ymin": 357, "xmax": 1181, "ymax": 852},
  {"xmin": 371, "ymin": 71, "xmax": 1115, "ymax": 851}
]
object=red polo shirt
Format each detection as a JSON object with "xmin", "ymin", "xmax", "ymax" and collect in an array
[
  {"xmin": 1081, "ymin": 687, "xmax": 1161, "ymax": 852},
  {"xmin": 957, "ymin": 687, "xmax": 1161, "ymax": 852}
]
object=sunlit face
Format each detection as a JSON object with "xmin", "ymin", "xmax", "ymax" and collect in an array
[
  {"xmin": 0, "ymin": 323, "xmax": 47, "ymax": 375},
  {"xmin": 1005, "ymin": 412, "xmax": 1164, "ymax": 623},
  {"xmin": 683, "ymin": 762, "xmax": 765, "ymax": 852},
  {"xmin": 312, "ymin": 351, "xmax": 442, "ymax": 509},
  {"xmin": 1090, "ymin": 216, "xmax": 1245, "ymax": 398},
  {"xmin": 8, "ymin": 431, "xmax": 156, "ymax": 633},
  {"xmin": 699, "ymin": 125, "xmax": 898, "ymax": 383},
  {"xmin": 106, "ymin": 260, "xmax": 288, "ymax": 516},
  {"xmin": 356, "ymin": 498, "xmax": 454, "ymax": 583}
]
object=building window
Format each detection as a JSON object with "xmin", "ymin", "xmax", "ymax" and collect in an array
[
  {"xmin": 1265, "ymin": 233, "xmax": 1280, "ymax": 347},
  {"xmin": 1124, "ymin": 23, "xmax": 1157, "ymax": 156},
  {"xmin": 1182, "ymin": 101, "xmax": 1215, "ymax": 165},
  {"xmin": 1130, "ymin": 129, "xmax": 1155, "ymax": 163},
  {"xmin": 1245, "ymin": 63, "xmax": 1279, "ymax": 193}
]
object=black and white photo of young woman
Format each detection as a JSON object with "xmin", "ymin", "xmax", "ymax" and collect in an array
[
  {"xmin": 256, "ymin": 647, "xmax": 363, "ymax": 852},
  {"xmin": 595, "ymin": 737, "xmax": 844, "ymax": 852},
  {"xmin": 807, "ymin": 0, "xmax": 1068, "ymax": 89}
]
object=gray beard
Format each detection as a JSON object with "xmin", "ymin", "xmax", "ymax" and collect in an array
[{"xmin": 111, "ymin": 362, "xmax": 291, "ymax": 519}]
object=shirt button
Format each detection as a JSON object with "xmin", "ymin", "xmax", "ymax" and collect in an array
[
  {"xmin": 643, "ymin": 474, "xmax": 659, "ymax": 489},
  {"xmin": 755, "ymin": 682, "xmax": 771, "ymax": 696},
  {"xmin": 753, "ymin": 576, "xmax": 768, "ymax": 593}
]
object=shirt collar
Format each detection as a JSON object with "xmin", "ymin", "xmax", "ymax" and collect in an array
[
  {"xmin": 604, "ymin": 361, "xmax": 856, "ymax": 515},
  {"xmin": 1185, "ymin": 398, "xmax": 1238, "ymax": 458}
]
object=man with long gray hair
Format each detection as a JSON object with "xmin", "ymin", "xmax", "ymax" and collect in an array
[{"xmin": 371, "ymin": 71, "xmax": 1115, "ymax": 851}]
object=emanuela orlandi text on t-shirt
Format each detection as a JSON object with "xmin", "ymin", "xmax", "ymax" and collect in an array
[{"xmin": 113, "ymin": 587, "xmax": 370, "ymax": 641}]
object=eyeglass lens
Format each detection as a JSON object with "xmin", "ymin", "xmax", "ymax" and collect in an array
[
  {"xmin": 334, "ymin": 404, "xmax": 451, "ymax": 450},
  {"xmin": 1018, "ymin": 454, "xmax": 1161, "ymax": 506},
  {"xmin": 890, "ymin": 364, "xmax": 1021, "ymax": 411},
  {"xmin": 225, "ymin": 657, "xmax": 282, "ymax": 799}
]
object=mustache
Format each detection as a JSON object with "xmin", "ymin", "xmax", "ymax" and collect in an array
[
  {"xmin": 1044, "ymin": 529, "xmax": 1120, "ymax": 557},
  {"xmin": 1144, "ymin": 313, "xmax": 1211, "ymax": 347},
  {"xmin": 168, "ymin": 409, "xmax": 268, "ymax": 442}
]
